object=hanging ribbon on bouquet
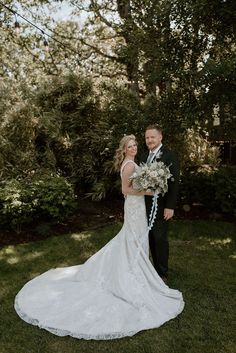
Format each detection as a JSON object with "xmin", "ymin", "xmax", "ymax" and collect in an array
[{"xmin": 148, "ymin": 193, "xmax": 159, "ymax": 230}]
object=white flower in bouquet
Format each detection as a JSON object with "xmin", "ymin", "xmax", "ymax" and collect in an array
[{"xmin": 129, "ymin": 161, "xmax": 173, "ymax": 196}]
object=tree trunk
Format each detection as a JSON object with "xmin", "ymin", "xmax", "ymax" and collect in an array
[{"xmin": 116, "ymin": 0, "xmax": 140, "ymax": 95}]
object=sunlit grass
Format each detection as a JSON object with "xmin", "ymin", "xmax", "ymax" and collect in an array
[{"xmin": 0, "ymin": 220, "xmax": 235, "ymax": 353}]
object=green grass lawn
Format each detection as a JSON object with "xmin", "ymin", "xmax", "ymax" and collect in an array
[{"xmin": 0, "ymin": 220, "xmax": 235, "ymax": 353}]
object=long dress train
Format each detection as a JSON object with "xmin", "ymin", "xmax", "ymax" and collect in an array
[{"xmin": 14, "ymin": 160, "xmax": 184, "ymax": 340}]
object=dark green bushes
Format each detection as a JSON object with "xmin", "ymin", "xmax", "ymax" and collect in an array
[
  {"xmin": 0, "ymin": 174, "xmax": 77, "ymax": 232},
  {"xmin": 180, "ymin": 166, "xmax": 236, "ymax": 217},
  {"xmin": 214, "ymin": 166, "xmax": 236, "ymax": 215},
  {"xmin": 0, "ymin": 74, "xmax": 234, "ymax": 232}
]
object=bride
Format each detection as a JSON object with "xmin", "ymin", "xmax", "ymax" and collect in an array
[{"xmin": 14, "ymin": 134, "xmax": 184, "ymax": 340}]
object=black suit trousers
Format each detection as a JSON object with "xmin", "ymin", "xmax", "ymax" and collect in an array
[{"xmin": 145, "ymin": 196, "xmax": 169, "ymax": 278}]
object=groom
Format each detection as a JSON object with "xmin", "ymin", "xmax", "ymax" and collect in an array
[{"xmin": 140, "ymin": 125, "xmax": 180, "ymax": 283}]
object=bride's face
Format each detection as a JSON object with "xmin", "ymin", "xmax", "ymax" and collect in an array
[{"xmin": 125, "ymin": 139, "xmax": 137, "ymax": 158}]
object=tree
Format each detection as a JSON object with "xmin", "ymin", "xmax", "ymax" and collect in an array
[{"xmin": 1, "ymin": 0, "xmax": 235, "ymax": 196}]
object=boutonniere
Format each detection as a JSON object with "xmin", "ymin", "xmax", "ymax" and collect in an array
[{"xmin": 155, "ymin": 150, "xmax": 163, "ymax": 161}]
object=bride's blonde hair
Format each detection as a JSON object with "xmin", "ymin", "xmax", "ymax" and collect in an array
[{"xmin": 114, "ymin": 134, "xmax": 137, "ymax": 172}]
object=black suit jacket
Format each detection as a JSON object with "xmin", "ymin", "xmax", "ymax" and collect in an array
[{"xmin": 139, "ymin": 145, "xmax": 180, "ymax": 214}]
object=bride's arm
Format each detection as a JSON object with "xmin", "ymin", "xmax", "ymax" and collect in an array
[{"xmin": 121, "ymin": 163, "xmax": 153, "ymax": 196}]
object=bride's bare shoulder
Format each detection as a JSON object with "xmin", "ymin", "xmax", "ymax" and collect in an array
[{"xmin": 120, "ymin": 160, "xmax": 136, "ymax": 175}]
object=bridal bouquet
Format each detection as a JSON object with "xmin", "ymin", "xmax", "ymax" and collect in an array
[
  {"xmin": 129, "ymin": 161, "xmax": 173, "ymax": 230},
  {"xmin": 129, "ymin": 160, "xmax": 172, "ymax": 196}
]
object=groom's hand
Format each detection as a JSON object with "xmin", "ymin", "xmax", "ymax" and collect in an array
[{"xmin": 164, "ymin": 208, "xmax": 174, "ymax": 220}]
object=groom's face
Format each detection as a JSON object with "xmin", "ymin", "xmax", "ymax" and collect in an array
[{"xmin": 145, "ymin": 129, "xmax": 162, "ymax": 151}]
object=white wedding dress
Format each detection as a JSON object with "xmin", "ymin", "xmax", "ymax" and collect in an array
[{"xmin": 14, "ymin": 160, "xmax": 184, "ymax": 340}]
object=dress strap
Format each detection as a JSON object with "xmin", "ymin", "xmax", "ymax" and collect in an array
[{"xmin": 120, "ymin": 160, "xmax": 136, "ymax": 177}]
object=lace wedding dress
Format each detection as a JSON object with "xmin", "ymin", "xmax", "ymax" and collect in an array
[{"xmin": 14, "ymin": 160, "xmax": 184, "ymax": 340}]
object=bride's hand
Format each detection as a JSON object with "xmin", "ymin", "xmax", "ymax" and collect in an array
[{"xmin": 143, "ymin": 190, "xmax": 154, "ymax": 196}]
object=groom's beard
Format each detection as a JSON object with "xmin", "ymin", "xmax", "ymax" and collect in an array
[{"xmin": 147, "ymin": 143, "xmax": 161, "ymax": 151}]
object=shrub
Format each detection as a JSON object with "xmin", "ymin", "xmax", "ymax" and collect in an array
[
  {"xmin": 214, "ymin": 166, "xmax": 236, "ymax": 216},
  {"xmin": 29, "ymin": 174, "xmax": 77, "ymax": 221},
  {"xmin": 0, "ymin": 174, "xmax": 77, "ymax": 232},
  {"xmin": 181, "ymin": 128, "xmax": 221, "ymax": 169},
  {"xmin": 0, "ymin": 179, "xmax": 35, "ymax": 233},
  {"xmin": 180, "ymin": 166, "xmax": 236, "ymax": 217}
]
